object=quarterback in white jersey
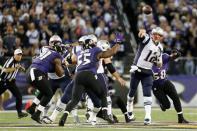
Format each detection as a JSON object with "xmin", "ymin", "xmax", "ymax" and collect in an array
[{"xmin": 127, "ymin": 27, "xmax": 164, "ymax": 125}]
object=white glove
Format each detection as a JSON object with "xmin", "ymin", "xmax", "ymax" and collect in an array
[{"xmin": 130, "ymin": 65, "xmax": 140, "ymax": 73}]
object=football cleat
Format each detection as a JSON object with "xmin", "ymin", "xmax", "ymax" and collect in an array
[
  {"xmin": 102, "ymin": 109, "xmax": 115, "ymax": 124},
  {"xmin": 178, "ymin": 118, "xmax": 189, "ymax": 124},
  {"xmin": 42, "ymin": 116, "xmax": 53, "ymax": 124},
  {"xmin": 113, "ymin": 114, "xmax": 119, "ymax": 123},
  {"xmin": 31, "ymin": 112, "xmax": 42, "ymax": 124},
  {"xmin": 125, "ymin": 113, "xmax": 135, "ymax": 123},
  {"xmin": 144, "ymin": 118, "xmax": 151, "ymax": 125},
  {"xmin": 59, "ymin": 113, "xmax": 68, "ymax": 126},
  {"xmin": 18, "ymin": 112, "xmax": 28, "ymax": 119},
  {"xmin": 91, "ymin": 120, "xmax": 96, "ymax": 126}
]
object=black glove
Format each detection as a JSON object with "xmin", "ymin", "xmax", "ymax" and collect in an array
[{"xmin": 171, "ymin": 49, "xmax": 181, "ymax": 59}]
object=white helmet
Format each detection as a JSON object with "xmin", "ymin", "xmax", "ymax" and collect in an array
[
  {"xmin": 49, "ymin": 35, "xmax": 62, "ymax": 46},
  {"xmin": 87, "ymin": 34, "xmax": 98, "ymax": 43},
  {"xmin": 49, "ymin": 35, "xmax": 63, "ymax": 53},
  {"xmin": 78, "ymin": 35, "xmax": 88, "ymax": 44},
  {"xmin": 97, "ymin": 40, "xmax": 110, "ymax": 51},
  {"xmin": 151, "ymin": 27, "xmax": 164, "ymax": 36}
]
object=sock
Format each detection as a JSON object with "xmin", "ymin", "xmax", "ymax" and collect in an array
[
  {"xmin": 86, "ymin": 96, "xmax": 94, "ymax": 111},
  {"xmin": 127, "ymin": 96, "xmax": 134, "ymax": 113},
  {"xmin": 37, "ymin": 104, "xmax": 45, "ymax": 113},
  {"xmin": 91, "ymin": 112, "xmax": 97, "ymax": 122},
  {"xmin": 144, "ymin": 96, "xmax": 152, "ymax": 119},
  {"xmin": 33, "ymin": 97, "xmax": 40, "ymax": 105},
  {"xmin": 91, "ymin": 107, "xmax": 100, "ymax": 122},
  {"xmin": 107, "ymin": 96, "xmax": 112, "ymax": 115},
  {"xmin": 177, "ymin": 112, "xmax": 183, "ymax": 119},
  {"xmin": 64, "ymin": 111, "xmax": 70, "ymax": 114},
  {"xmin": 50, "ymin": 99, "xmax": 66, "ymax": 121}
]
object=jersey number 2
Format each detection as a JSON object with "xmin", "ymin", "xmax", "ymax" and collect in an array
[{"xmin": 144, "ymin": 50, "xmax": 157, "ymax": 62}]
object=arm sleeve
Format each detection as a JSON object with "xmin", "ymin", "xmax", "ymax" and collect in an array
[
  {"xmin": 105, "ymin": 63, "xmax": 116, "ymax": 74},
  {"xmin": 94, "ymin": 47, "xmax": 102, "ymax": 61},
  {"xmin": 162, "ymin": 53, "xmax": 170, "ymax": 64},
  {"xmin": 140, "ymin": 34, "xmax": 150, "ymax": 44}
]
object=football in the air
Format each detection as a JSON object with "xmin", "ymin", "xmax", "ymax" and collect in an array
[{"xmin": 142, "ymin": 5, "xmax": 152, "ymax": 15}]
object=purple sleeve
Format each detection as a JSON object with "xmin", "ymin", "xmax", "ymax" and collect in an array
[
  {"xmin": 53, "ymin": 52, "xmax": 63, "ymax": 61},
  {"xmin": 94, "ymin": 47, "xmax": 102, "ymax": 61},
  {"xmin": 162, "ymin": 53, "xmax": 170, "ymax": 64}
]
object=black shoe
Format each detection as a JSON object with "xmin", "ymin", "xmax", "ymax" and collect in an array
[
  {"xmin": 96, "ymin": 109, "xmax": 103, "ymax": 118},
  {"xmin": 178, "ymin": 118, "xmax": 189, "ymax": 124},
  {"xmin": 159, "ymin": 104, "xmax": 166, "ymax": 111},
  {"xmin": 112, "ymin": 114, "xmax": 119, "ymax": 123},
  {"xmin": 59, "ymin": 113, "xmax": 68, "ymax": 126},
  {"xmin": 18, "ymin": 112, "xmax": 28, "ymax": 119},
  {"xmin": 26, "ymin": 105, "xmax": 36, "ymax": 115},
  {"xmin": 125, "ymin": 113, "xmax": 135, "ymax": 123},
  {"xmin": 102, "ymin": 109, "xmax": 115, "ymax": 124},
  {"xmin": 31, "ymin": 112, "xmax": 42, "ymax": 124}
]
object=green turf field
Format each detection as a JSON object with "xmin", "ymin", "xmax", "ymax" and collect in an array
[{"xmin": 0, "ymin": 108, "xmax": 196, "ymax": 131}]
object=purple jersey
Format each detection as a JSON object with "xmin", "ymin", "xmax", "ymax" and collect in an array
[
  {"xmin": 76, "ymin": 47, "xmax": 102, "ymax": 74},
  {"xmin": 152, "ymin": 53, "xmax": 170, "ymax": 83},
  {"xmin": 31, "ymin": 48, "xmax": 62, "ymax": 73}
]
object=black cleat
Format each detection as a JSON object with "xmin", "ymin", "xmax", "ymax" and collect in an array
[
  {"xmin": 102, "ymin": 109, "xmax": 115, "ymax": 124},
  {"xmin": 159, "ymin": 104, "xmax": 166, "ymax": 111},
  {"xmin": 112, "ymin": 114, "xmax": 119, "ymax": 123},
  {"xmin": 31, "ymin": 113, "xmax": 42, "ymax": 124},
  {"xmin": 178, "ymin": 118, "xmax": 189, "ymax": 124},
  {"xmin": 125, "ymin": 113, "xmax": 135, "ymax": 123},
  {"xmin": 18, "ymin": 112, "xmax": 28, "ymax": 119},
  {"xmin": 96, "ymin": 109, "xmax": 102, "ymax": 118},
  {"xmin": 59, "ymin": 113, "xmax": 68, "ymax": 126}
]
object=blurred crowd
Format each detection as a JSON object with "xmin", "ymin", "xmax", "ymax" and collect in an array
[
  {"xmin": 0, "ymin": 0, "xmax": 124, "ymax": 57},
  {"xmin": 136, "ymin": 0, "xmax": 197, "ymax": 57}
]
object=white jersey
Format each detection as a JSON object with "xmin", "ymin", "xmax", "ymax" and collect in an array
[
  {"xmin": 97, "ymin": 59, "xmax": 104, "ymax": 74},
  {"xmin": 133, "ymin": 34, "xmax": 163, "ymax": 70}
]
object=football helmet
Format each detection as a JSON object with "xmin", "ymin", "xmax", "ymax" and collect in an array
[
  {"xmin": 151, "ymin": 27, "xmax": 164, "ymax": 36},
  {"xmin": 83, "ymin": 34, "xmax": 98, "ymax": 49},
  {"xmin": 97, "ymin": 40, "xmax": 110, "ymax": 51},
  {"xmin": 49, "ymin": 35, "xmax": 63, "ymax": 53}
]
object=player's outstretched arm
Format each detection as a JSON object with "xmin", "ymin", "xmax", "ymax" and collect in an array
[
  {"xmin": 104, "ymin": 58, "xmax": 126, "ymax": 87},
  {"xmin": 97, "ymin": 44, "xmax": 120, "ymax": 59},
  {"xmin": 54, "ymin": 58, "xmax": 65, "ymax": 77}
]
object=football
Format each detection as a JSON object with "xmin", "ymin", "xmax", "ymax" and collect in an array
[{"xmin": 142, "ymin": 5, "xmax": 152, "ymax": 15}]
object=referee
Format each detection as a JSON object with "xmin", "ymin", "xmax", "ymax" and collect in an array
[{"xmin": 0, "ymin": 48, "xmax": 28, "ymax": 118}]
